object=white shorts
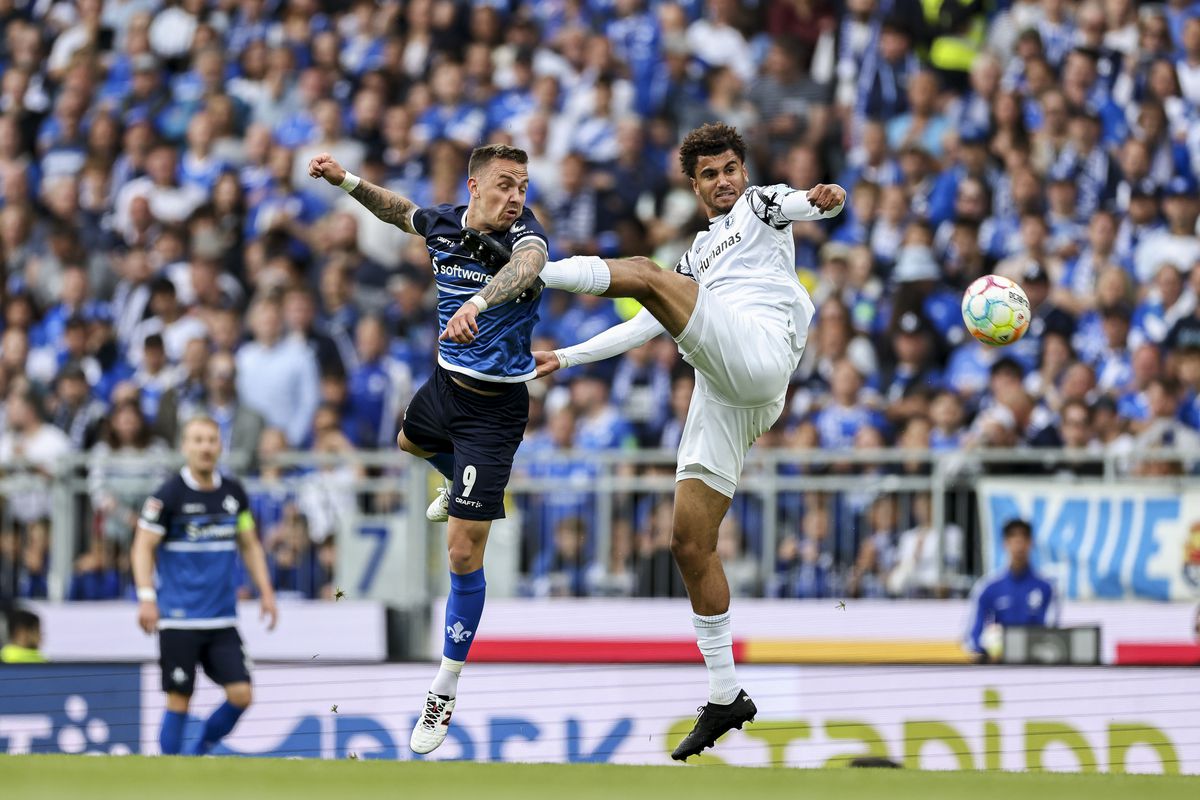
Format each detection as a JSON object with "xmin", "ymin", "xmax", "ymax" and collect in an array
[{"xmin": 672, "ymin": 286, "xmax": 805, "ymax": 497}]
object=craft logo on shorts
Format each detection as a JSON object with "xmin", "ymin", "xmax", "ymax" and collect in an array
[{"xmin": 1183, "ymin": 522, "xmax": 1200, "ymax": 589}]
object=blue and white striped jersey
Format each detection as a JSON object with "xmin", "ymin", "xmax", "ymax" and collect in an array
[
  {"xmin": 413, "ymin": 204, "xmax": 549, "ymax": 383},
  {"xmin": 138, "ymin": 469, "xmax": 253, "ymax": 630}
]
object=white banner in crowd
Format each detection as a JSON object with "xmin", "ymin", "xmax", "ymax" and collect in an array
[
  {"xmin": 137, "ymin": 664, "xmax": 1200, "ymax": 773},
  {"xmin": 977, "ymin": 479, "xmax": 1200, "ymax": 601}
]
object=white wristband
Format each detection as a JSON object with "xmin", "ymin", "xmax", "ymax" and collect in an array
[
  {"xmin": 468, "ymin": 295, "xmax": 489, "ymax": 313},
  {"xmin": 137, "ymin": 587, "xmax": 157, "ymax": 602},
  {"xmin": 554, "ymin": 349, "xmax": 575, "ymax": 369},
  {"xmin": 338, "ymin": 171, "xmax": 361, "ymax": 192}
]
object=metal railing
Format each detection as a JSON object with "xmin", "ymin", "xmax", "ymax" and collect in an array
[{"xmin": 1, "ymin": 447, "xmax": 1195, "ymax": 605}]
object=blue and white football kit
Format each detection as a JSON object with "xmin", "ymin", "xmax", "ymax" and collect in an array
[
  {"xmin": 401, "ymin": 203, "xmax": 549, "ymax": 522},
  {"xmin": 395, "ymin": 200, "xmax": 549, "ymax": 755},
  {"xmin": 139, "ymin": 468, "xmax": 255, "ymax": 756}
]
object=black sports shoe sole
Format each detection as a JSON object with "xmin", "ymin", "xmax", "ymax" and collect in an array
[{"xmin": 670, "ymin": 691, "xmax": 757, "ymax": 761}]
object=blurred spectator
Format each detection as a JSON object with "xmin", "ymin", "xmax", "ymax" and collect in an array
[
  {"xmin": 132, "ymin": 333, "xmax": 176, "ymax": 424},
  {"xmin": 162, "ymin": 351, "xmax": 265, "ymax": 472},
  {"xmin": 571, "ymin": 371, "xmax": 635, "ymax": 451},
  {"xmin": 236, "ymin": 297, "xmax": 319, "ymax": 447},
  {"xmin": 129, "ymin": 277, "xmax": 208, "ymax": 365},
  {"xmin": 634, "ymin": 497, "xmax": 687, "ymax": 598},
  {"xmin": 0, "ymin": 384, "xmax": 72, "ymax": 527},
  {"xmin": 717, "ymin": 514, "xmax": 760, "ymax": 597},
  {"xmin": 88, "ymin": 400, "xmax": 169, "ymax": 545},
  {"xmin": 1135, "ymin": 177, "xmax": 1200, "ymax": 283},
  {"xmin": 812, "ymin": 359, "xmax": 886, "ymax": 449},
  {"xmin": 0, "ymin": 608, "xmax": 45, "ymax": 663},
  {"xmin": 49, "ymin": 363, "xmax": 106, "ymax": 450},
  {"xmin": 965, "ymin": 518, "xmax": 1057, "ymax": 662},
  {"xmin": 345, "ymin": 315, "xmax": 412, "ymax": 449},
  {"xmin": 530, "ymin": 516, "xmax": 590, "ymax": 598},
  {"xmin": 68, "ymin": 539, "xmax": 127, "ymax": 602},
  {"xmin": 887, "ymin": 493, "xmax": 965, "ymax": 597}
]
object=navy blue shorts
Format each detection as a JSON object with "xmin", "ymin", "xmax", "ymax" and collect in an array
[
  {"xmin": 159, "ymin": 627, "xmax": 250, "ymax": 695},
  {"xmin": 402, "ymin": 365, "xmax": 529, "ymax": 521}
]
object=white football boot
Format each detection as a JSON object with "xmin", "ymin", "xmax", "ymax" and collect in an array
[
  {"xmin": 426, "ymin": 483, "xmax": 450, "ymax": 523},
  {"xmin": 410, "ymin": 691, "xmax": 456, "ymax": 754}
]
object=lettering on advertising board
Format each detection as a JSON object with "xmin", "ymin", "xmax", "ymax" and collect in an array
[{"xmin": 977, "ymin": 480, "xmax": 1200, "ymax": 601}]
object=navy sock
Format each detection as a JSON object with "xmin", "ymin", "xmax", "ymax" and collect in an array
[
  {"xmin": 159, "ymin": 710, "xmax": 186, "ymax": 755},
  {"xmin": 188, "ymin": 701, "xmax": 245, "ymax": 755},
  {"xmin": 428, "ymin": 453, "xmax": 455, "ymax": 482},
  {"xmin": 443, "ymin": 568, "xmax": 486, "ymax": 661}
]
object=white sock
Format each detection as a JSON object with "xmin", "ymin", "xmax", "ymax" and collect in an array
[
  {"xmin": 540, "ymin": 255, "xmax": 611, "ymax": 295},
  {"xmin": 693, "ymin": 611, "xmax": 739, "ymax": 705},
  {"xmin": 429, "ymin": 656, "xmax": 464, "ymax": 698}
]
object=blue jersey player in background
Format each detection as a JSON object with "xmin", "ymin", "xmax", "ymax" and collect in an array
[
  {"xmin": 309, "ymin": 145, "xmax": 549, "ymax": 754},
  {"xmin": 132, "ymin": 416, "xmax": 278, "ymax": 756},
  {"xmin": 965, "ymin": 518, "xmax": 1058, "ymax": 662}
]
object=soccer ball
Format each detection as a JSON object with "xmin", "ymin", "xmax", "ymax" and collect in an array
[{"xmin": 961, "ymin": 275, "xmax": 1031, "ymax": 346}]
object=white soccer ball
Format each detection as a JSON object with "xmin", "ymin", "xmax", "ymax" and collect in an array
[{"xmin": 961, "ymin": 274, "xmax": 1031, "ymax": 347}]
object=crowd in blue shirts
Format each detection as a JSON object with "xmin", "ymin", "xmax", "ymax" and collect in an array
[{"xmin": 2, "ymin": 0, "xmax": 1200, "ymax": 602}]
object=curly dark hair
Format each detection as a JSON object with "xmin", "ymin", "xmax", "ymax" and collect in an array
[{"xmin": 678, "ymin": 123, "xmax": 747, "ymax": 179}]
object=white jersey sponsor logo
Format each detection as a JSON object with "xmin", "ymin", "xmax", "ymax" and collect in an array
[{"xmin": 677, "ymin": 185, "xmax": 814, "ymax": 351}]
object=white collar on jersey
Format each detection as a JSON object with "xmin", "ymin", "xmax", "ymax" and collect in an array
[{"xmin": 181, "ymin": 466, "xmax": 222, "ymax": 491}]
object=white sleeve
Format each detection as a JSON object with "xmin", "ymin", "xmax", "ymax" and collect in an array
[
  {"xmin": 779, "ymin": 188, "xmax": 845, "ymax": 221},
  {"xmin": 746, "ymin": 184, "xmax": 844, "ymax": 229},
  {"xmin": 555, "ymin": 308, "xmax": 666, "ymax": 368}
]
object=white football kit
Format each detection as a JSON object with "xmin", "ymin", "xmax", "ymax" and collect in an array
[{"xmin": 552, "ymin": 185, "xmax": 841, "ymax": 497}]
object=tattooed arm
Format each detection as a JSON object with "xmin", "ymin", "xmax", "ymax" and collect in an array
[
  {"xmin": 307, "ymin": 152, "xmax": 418, "ymax": 234},
  {"xmin": 439, "ymin": 238, "xmax": 549, "ymax": 344}
]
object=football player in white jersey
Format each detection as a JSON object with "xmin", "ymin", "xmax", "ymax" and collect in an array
[{"xmin": 533, "ymin": 123, "xmax": 845, "ymax": 759}]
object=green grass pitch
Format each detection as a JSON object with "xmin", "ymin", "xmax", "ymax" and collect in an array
[{"xmin": 2, "ymin": 756, "xmax": 1198, "ymax": 800}]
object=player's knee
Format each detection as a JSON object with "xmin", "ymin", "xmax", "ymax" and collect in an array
[
  {"xmin": 670, "ymin": 532, "xmax": 712, "ymax": 572},
  {"xmin": 447, "ymin": 540, "xmax": 480, "ymax": 573},
  {"xmin": 226, "ymin": 683, "xmax": 252, "ymax": 709}
]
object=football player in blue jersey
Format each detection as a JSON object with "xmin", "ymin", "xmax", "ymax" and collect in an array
[
  {"xmin": 309, "ymin": 145, "xmax": 549, "ymax": 754},
  {"xmin": 132, "ymin": 416, "xmax": 278, "ymax": 756}
]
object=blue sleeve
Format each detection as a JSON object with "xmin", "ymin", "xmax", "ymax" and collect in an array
[
  {"xmin": 229, "ymin": 479, "xmax": 252, "ymax": 512},
  {"xmin": 139, "ymin": 478, "xmax": 176, "ymax": 535},
  {"xmin": 411, "ymin": 206, "xmax": 435, "ymax": 237},
  {"xmin": 965, "ymin": 580, "xmax": 993, "ymax": 654}
]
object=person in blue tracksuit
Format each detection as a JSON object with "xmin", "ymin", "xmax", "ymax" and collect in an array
[{"xmin": 965, "ymin": 518, "xmax": 1057, "ymax": 661}]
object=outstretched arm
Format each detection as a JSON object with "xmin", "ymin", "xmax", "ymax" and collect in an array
[
  {"xmin": 533, "ymin": 308, "xmax": 666, "ymax": 377},
  {"xmin": 440, "ymin": 238, "xmax": 549, "ymax": 343},
  {"xmin": 308, "ymin": 152, "xmax": 419, "ymax": 235}
]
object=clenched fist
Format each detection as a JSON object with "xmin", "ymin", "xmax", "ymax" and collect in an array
[
  {"xmin": 308, "ymin": 153, "xmax": 347, "ymax": 186},
  {"xmin": 440, "ymin": 302, "xmax": 481, "ymax": 344},
  {"xmin": 807, "ymin": 184, "xmax": 846, "ymax": 213}
]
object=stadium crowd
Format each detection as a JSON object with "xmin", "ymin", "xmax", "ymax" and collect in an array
[{"xmin": 0, "ymin": 0, "xmax": 1199, "ymax": 603}]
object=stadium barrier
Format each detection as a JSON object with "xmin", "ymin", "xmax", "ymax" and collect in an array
[
  {"xmin": 1, "ymin": 662, "xmax": 1198, "ymax": 773},
  {"xmin": 15, "ymin": 447, "xmax": 1197, "ymax": 605}
]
